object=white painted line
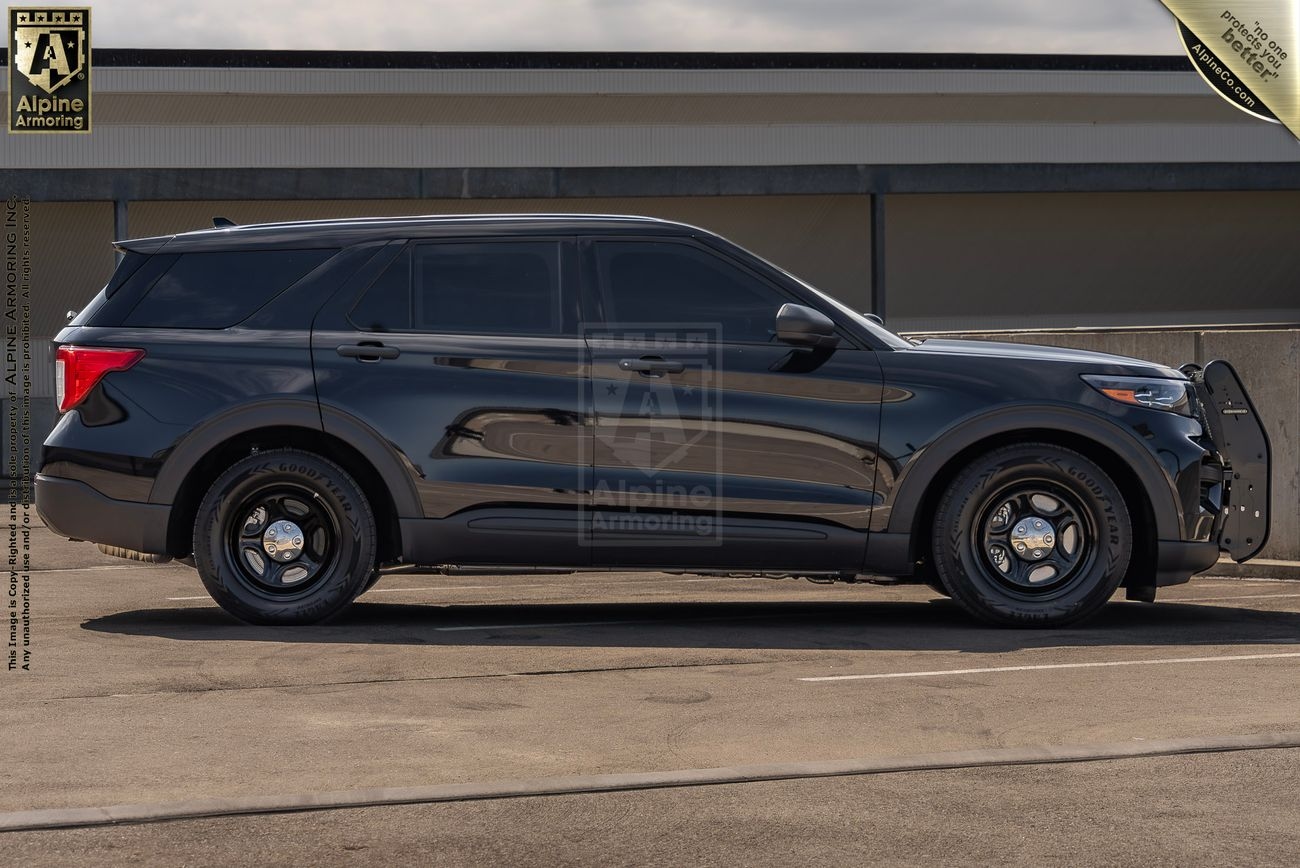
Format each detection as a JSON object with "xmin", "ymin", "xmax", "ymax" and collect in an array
[
  {"xmin": 1172, "ymin": 592, "xmax": 1300, "ymax": 603},
  {"xmin": 166, "ymin": 596, "xmax": 211, "ymax": 601},
  {"xmin": 434, "ymin": 612, "xmax": 786, "ymax": 632},
  {"xmin": 435, "ymin": 619, "xmax": 643, "ymax": 632},
  {"xmin": 367, "ymin": 585, "xmax": 517, "ymax": 593},
  {"xmin": 33, "ymin": 565, "xmax": 140, "ymax": 574},
  {"xmin": 800, "ymin": 651, "xmax": 1300, "ymax": 682}
]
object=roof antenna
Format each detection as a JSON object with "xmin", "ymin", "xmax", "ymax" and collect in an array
[{"xmin": 212, "ymin": 216, "xmax": 236, "ymax": 228}]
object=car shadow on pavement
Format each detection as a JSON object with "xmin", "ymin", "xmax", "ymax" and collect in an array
[{"xmin": 81, "ymin": 598, "xmax": 1300, "ymax": 654}]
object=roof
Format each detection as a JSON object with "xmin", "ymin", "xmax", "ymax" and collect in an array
[{"xmin": 115, "ymin": 213, "xmax": 703, "ymax": 254}]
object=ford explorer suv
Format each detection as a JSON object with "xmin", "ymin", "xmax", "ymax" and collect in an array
[{"xmin": 35, "ymin": 215, "xmax": 1270, "ymax": 627}]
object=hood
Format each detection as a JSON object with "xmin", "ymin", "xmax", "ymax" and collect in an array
[{"xmin": 910, "ymin": 338, "xmax": 1184, "ymax": 378}]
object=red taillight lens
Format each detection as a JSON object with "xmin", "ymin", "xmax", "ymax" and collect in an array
[{"xmin": 55, "ymin": 345, "xmax": 145, "ymax": 413}]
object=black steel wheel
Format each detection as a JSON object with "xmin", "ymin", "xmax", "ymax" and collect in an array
[
  {"xmin": 193, "ymin": 449, "xmax": 377, "ymax": 625},
  {"xmin": 976, "ymin": 483, "xmax": 1096, "ymax": 596},
  {"xmin": 931, "ymin": 443, "xmax": 1131, "ymax": 627}
]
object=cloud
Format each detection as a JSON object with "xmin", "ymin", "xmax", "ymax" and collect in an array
[{"xmin": 89, "ymin": 0, "xmax": 1182, "ymax": 54}]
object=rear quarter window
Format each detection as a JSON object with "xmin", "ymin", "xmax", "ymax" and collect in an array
[{"xmin": 123, "ymin": 248, "xmax": 336, "ymax": 329}]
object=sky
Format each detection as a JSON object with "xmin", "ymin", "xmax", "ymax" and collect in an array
[{"xmin": 87, "ymin": 0, "xmax": 1184, "ymax": 54}]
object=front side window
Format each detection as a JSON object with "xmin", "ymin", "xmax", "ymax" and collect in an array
[
  {"xmin": 594, "ymin": 241, "xmax": 789, "ymax": 343},
  {"xmin": 350, "ymin": 241, "xmax": 563, "ymax": 336}
]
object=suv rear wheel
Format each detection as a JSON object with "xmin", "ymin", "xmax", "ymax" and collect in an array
[
  {"xmin": 931, "ymin": 443, "xmax": 1131, "ymax": 627},
  {"xmin": 193, "ymin": 449, "xmax": 377, "ymax": 625}
]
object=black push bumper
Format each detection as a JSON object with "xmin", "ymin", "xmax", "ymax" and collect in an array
[
  {"xmin": 1191, "ymin": 360, "xmax": 1271, "ymax": 563},
  {"xmin": 34, "ymin": 474, "xmax": 172, "ymax": 555}
]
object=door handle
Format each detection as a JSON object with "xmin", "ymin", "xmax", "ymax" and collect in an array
[
  {"xmin": 619, "ymin": 356, "xmax": 685, "ymax": 375},
  {"xmin": 336, "ymin": 343, "xmax": 400, "ymax": 362}
]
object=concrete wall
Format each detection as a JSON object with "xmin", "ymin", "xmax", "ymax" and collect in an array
[
  {"xmin": 918, "ymin": 328, "xmax": 1299, "ymax": 560},
  {"xmin": 886, "ymin": 192, "xmax": 1300, "ymax": 333}
]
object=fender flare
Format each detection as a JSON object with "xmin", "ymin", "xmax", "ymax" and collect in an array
[
  {"xmin": 148, "ymin": 398, "xmax": 422, "ymax": 519},
  {"xmin": 882, "ymin": 403, "xmax": 1183, "ymax": 544}
]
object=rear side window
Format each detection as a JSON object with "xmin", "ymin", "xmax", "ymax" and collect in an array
[
  {"xmin": 123, "ymin": 249, "xmax": 335, "ymax": 329},
  {"xmin": 350, "ymin": 241, "xmax": 563, "ymax": 336},
  {"xmin": 105, "ymin": 251, "xmax": 149, "ymax": 296}
]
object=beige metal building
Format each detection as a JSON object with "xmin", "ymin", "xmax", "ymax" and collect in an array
[{"xmin": 2, "ymin": 50, "xmax": 1297, "ymax": 556}]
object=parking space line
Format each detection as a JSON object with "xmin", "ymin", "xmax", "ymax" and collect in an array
[
  {"xmin": 1169, "ymin": 592, "xmax": 1300, "ymax": 603},
  {"xmin": 800, "ymin": 651, "xmax": 1300, "ymax": 682},
  {"xmin": 369, "ymin": 584, "xmax": 525, "ymax": 593},
  {"xmin": 435, "ymin": 619, "xmax": 643, "ymax": 632}
]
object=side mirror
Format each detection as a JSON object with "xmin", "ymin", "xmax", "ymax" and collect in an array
[{"xmin": 775, "ymin": 303, "xmax": 839, "ymax": 349}]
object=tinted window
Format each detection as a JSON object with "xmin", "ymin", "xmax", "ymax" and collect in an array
[
  {"xmin": 595, "ymin": 241, "xmax": 786, "ymax": 343},
  {"xmin": 124, "ymin": 249, "xmax": 335, "ymax": 329},
  {"xmin": 350, "ymin": 241, "xmax": 563, "ymax": 336},
  {"xmin": 104, "ymin": 251, "xmax": 149, "ymax": 297},
  {"xmin": 350, "ymin": 249, "xmax": 412, "ymax": 332}
]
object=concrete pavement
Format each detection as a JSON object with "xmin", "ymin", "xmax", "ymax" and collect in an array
[{"xmin": 4, "ymin": 526, "xmax": 1300, "ymax": 864}]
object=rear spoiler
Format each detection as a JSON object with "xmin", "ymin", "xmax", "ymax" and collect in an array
[
  {"xmin": 113, "ymin": 236, "xmax": 172, "ymax": 255},
  {"xmin": 113, "ymin": 217, "xmax": 237, "ymax": 255}
]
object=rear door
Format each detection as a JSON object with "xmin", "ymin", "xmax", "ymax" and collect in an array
[
  {"xmin": 312, "ymin": 237, "xmax": 591, "ymax": 567},
  {"xmin": 581, "ymin": 237, "xmax": 883, "ymax": 572}
]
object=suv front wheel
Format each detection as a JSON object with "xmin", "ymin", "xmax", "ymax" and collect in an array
[
  {"xmin": 193, "ymin": 449, "xmax": 377, "ymax": 625},
  {"xmin": 931, "ymin": 443, "xmax": 1131, "ymax": 627}
]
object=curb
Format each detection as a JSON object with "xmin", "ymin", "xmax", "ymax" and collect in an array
[
  {"xmin": 3, "ymin": 731, "xmax": 1299, "ymax": 834},
  {"xmin": 1208, "ymin": 559, "xmax": 1300, "ymax": 581}
]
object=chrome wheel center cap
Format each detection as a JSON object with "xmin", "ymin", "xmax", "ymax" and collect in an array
[
  {"xmin": 1010, "ymin": 516, "xmax": 1056, "ymax": 560},
  {"xmin": 263, "ymin": 520, "xmax": 305, "ymax": 562}
]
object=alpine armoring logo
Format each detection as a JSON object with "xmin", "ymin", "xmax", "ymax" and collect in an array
[{"xmin": 8, "ymin": 7, "xmax": 91, "ymax": 133}]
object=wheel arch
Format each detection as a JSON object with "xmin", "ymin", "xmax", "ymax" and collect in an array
[
  {"xmin": 152, "ymin": 401, "xmax": 420, "ymax": 561},
  {"xmin": 882, "ymin": 406, "xmax": 1176, "ymax": 586}
]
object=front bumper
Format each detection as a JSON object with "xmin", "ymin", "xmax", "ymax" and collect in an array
[
  {"xmin": 1154, "ymin": 540, "xmax": 1220, "ymax": 586},
  {"xmin": 35, "ymin": 473, "xmax": 172, "ymax": 555}
]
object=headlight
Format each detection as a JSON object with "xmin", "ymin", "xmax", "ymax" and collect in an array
[{"xmin": 1081, "ymin": 374, "xmax": 1192, "ymax": 415}]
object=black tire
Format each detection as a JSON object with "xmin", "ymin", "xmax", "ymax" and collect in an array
[
  {"xmin": 931, "ymin": 443, "xmax": 1131, "ymax": 627},
  {"xmin": 193, "ymin": 449, "xmax": 377, "ymax": 625}
]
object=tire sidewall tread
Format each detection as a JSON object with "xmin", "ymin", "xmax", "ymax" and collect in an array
[
  {"xmin": 931, "ymin": 443, "xmax": 1132, "ymax": 627},
  {"xmin": 192, "ymin": 449, "xmax": 377, "ymax": 626}
]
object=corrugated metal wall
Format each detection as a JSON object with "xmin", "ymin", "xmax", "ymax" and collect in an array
[
  {"xmin": 27, "ymin": 204, "xmax": 116, "ymax": 393},
  {"xmin": 886, "ymin": 191, "xmax": 1300, "ymax": 332},
  {"xmin": 2, "ymin": 66, "xmax": 1297, "ymax": 168}
]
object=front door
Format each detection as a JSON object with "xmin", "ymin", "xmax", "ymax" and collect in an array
[
  {"xmin": 582, "ymin": 238, "xmax": 883, "ymax": 572},
  {"xmin": 312, "ymin": 237, "xmax": 591, "ymax": 567}
]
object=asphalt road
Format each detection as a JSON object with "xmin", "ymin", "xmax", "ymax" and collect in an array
[{"xmin": 4, "ymin": 526, "xmax": 1300, "ymax": 865}]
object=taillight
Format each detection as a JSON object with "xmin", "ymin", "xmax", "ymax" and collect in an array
[{"xmin": 55, "ymin": 345, "xmax": 145, "ymax": 413}]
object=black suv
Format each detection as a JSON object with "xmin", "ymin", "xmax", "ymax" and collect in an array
[{"xmin": 35, "ymin": 215, "xmax": 1270, "ymax": 627}]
